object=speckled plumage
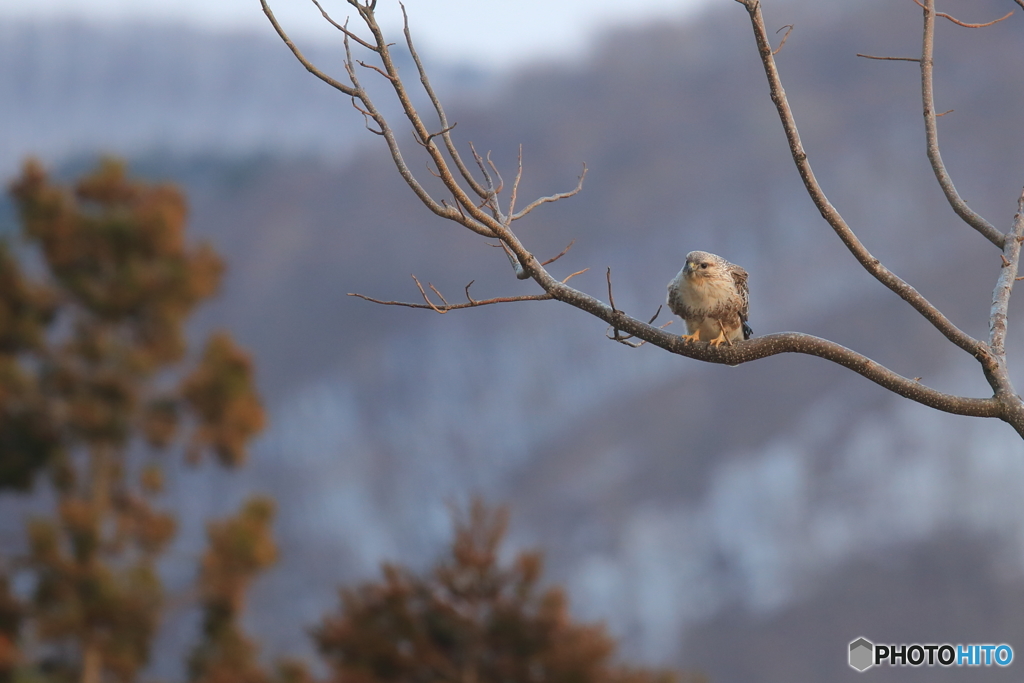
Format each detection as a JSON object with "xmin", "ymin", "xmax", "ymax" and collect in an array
[{"xmin": 666, "ymin": 251, "xmax": 751, "ymax": 346}]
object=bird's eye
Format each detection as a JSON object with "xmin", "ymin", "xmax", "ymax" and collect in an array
[{"xmin": 700, "ymin": 263, "xmax": 708, "ymax": 269}]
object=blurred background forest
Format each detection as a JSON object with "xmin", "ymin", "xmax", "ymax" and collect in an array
[{"xmin": 3, "ymin": 0, "xmax": 1024, "ymax": 681}]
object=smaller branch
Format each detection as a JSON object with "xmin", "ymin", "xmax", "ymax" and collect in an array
[
  {"xmin": 607, "ymin": 306, "xmax": 673, "ymax": 348},
  {"xmin": 606, "ymin": 268, "xmax": 618, "ymax": 313},
  {"xmin": 260, "ymin": 0, "xmax": 357, "ymax": 96},
  {"xmin": 428, "ymin": 282, "xmax": 451, "ymax": 308},
  {"xmin": 936, "ymin": 109, "xmax": 954, "ymax": 117},
  {"xmin": 348, "ymin": 287, "xmax": 553, "ymax": 312},
  {"xmin": 773, "ymin": 25, "xmax": 794, "ymax": 55},
  {"xmin": 469, "ymin": 142, "xmax": 496, "ymax": 194},
  {"xmin": 486, "ymin": 151, "xmax": 504, "ymax": 196},
  {"xmin": 990, "ymin": 187, "xmax": 1024, "ymax": 358},
  {"xmin": 508, "ymin": 146, "xmax": 524, "ymax": 221},
  {"xmin": 494, "ymin": 240, "xmax": 528, "ymax": 280},
  {"xmin": 351, "ymin": 98, "xmax": 385, "ymax": 135},
  {"xmin": 541, "ymin": 239, "xmax": 576, "ymax": 266},
  {"xmin": 357, "ymin": 60, "xmax": 396, "ymax": 82},
  {"xmin": 919, "ymin": 0, "xmax": 1006, "ymax": 248},
  {"xmin": 857, "ymin": 54, "xmax": 921, "ymax": 62},
  {"xmin": 412, "ymin": 274, "xmax": 447, "ymax": 313},
  {"xmin": 604, "ymin": 267, "xmax": 639, "ymax": 346},
  {"xmin": 400, "ymin": 2, "xmax": 490, "ymax": 200},
  {"xmin": 561, "ymin": 268, "xmax": 589, "ymax": 284},
  {"xmin": 911, "ymin": 0, "xmax": 1013, "ymax": 28},
  {"xmin": 423, "ymin": 123, "xmax": 458, "ymax": 146},
  {"xmin": 511, "ymin": 164, "xmax": 588, "ymax": 222},
  {"xmin": 309, "ymin": 0, "xmax": 377, "ymax": 51}
]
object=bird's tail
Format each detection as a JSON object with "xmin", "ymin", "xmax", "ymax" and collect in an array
[{"xmin": 742, "ymin": 321, "xmax": 753, "ymax": 340}]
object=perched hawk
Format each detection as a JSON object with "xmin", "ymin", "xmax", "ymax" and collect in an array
[{"xmin": 666, "ymin": 251, "xmax": 752, "ymax": 346}]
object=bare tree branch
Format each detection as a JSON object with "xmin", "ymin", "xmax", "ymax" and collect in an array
[
  {"xmin": 260, "ymin": 0, "xmax": 357, "ymax": 96},
  {"xmin": 540, "ymin": 240, "xmax": 576, "ymax": 267},
  {"xmin": 736, "ymin": 0, "xmax": 989, "ymax": 361},
  {"xmin": 400, "ymin": 3, "xmax": 491, "ymax": 200},
  {"xmin": 349, "ymin": 279, "xmax": 554, "ymax": 313},
  {"xmin": 911, "ymin": 0, "xmax": 1014, "ymax": 28},
  {"xmin": 773, "ymin": 25, "xmax": 794, "ymax": 55},
  {"xmin": 308, "ymin": 0, "xmax": 377, "ymax": 50},
  {"xmin": 919, "ymin": 0, "xmax": 1006, "ymax": 248},
  {"xmin": 856, "ymin": 54, "xmax": 921, "ymax": 62},
  {"xmin": 263, "ymin": 0, "xmax": 1024, "ymax": 439},
  {"xmin": 990, "ymin": 188, "xmax": 1024, "ymax": 357},
  {"xmin": 511, "ymin": 165, "xmax": 588, "ymax": 222}
]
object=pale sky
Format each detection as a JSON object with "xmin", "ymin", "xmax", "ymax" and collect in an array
[{"xmin": 0, "ymin": 0, "xmax": 717, "ymax": 68}]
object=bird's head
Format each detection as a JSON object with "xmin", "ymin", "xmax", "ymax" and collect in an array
[{"xmin": 683, "ymin": 251, "xmax": 722, "ymax": 280}]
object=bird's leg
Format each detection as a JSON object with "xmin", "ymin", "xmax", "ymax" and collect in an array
[
  {"xmin": 679, "ymin": 329, "xmax": 701, "ymax": 343},
  {"xmin": 709, "ymin": 321, "xmax": 731, "ymax": 347}
]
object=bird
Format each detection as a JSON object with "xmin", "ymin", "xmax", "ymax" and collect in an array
[{"xmin": 666, "ymin": 250, "xmax": 752, "ymax": 347}]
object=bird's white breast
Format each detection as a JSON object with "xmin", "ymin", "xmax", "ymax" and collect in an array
[{"xmin": 678, "ymin": 273, "xmax": 739, "ymax": 314}]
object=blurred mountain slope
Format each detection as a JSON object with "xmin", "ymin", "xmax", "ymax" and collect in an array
[{"xmin": 0, "ymin": 18, "xmax": 491, "ymax": 176}]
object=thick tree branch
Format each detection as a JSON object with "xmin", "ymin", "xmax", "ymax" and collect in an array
[{"xmin": 919, "ymin": 0, "xmax": 1006, "ymax": 248}]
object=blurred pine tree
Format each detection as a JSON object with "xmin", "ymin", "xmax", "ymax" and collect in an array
[
  {"xmin": 315, "ymin": 498, "xmax": 690, "ymax": 683},
  {"xmin": 1, "ymin": 158, "xmax": 265, "ymax": 683}
]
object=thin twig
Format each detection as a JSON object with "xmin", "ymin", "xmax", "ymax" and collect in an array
[
  {"xmin": 260, "ymin": 0, "xmax": 357, "ymax": 96},
  {"xmin": 607, "ymin": 305, "xmax": 672, "ymax": 347},
  {"xmin": 309, "ymin": 0, "xmax": 377, "ymax": 51},
  {"xmin": 349, "ymin": 290, "xmax": 553, "ymax": 312},
  {"xmin": 541, "ymin": 239, "xmax": 576, "ymax": 266},
  {"xmin": 911, "ymin": 0, "xmax": 1013, "ymax": 28},
  {"xmin": 508, "ymin": 146, "xmax": 524, "ymax": 221},
  {"xmin": 428, "ymin": 282, "xmax": 451, "ymax": 307},
  {"xmin": 561, "ymin": 268, "xmax": 589, "ymax": 284},
  {"xmin": 468, "ymin": 141, "xmax": 495, "ymax": 193},
  {"xmin": 400, "ymin": 2, "xmax": 489, "ymax": 199},
  {"xmin": 486, "ymin": 152, "xmax": 504, "ymax": 196},
  {"xmin": 423, "ymin": 123, "xmax": 458, "ymax": 145},
  {"xmin": 412, "ymin": 274, "xmax": 446, "ymax": 313},
  {"xmin": 857, "ymin": 54, "xmax": 921, "ymax": 62},
  {"xmin": 606, "ymin": 268, "xmax": 618, "ymax": 313},
  {"xmin": 773, "ymin": 25, "xmax": 794, "ymax": 55},
  {"xmin": 511, "ymin": 164, "xmax": 588, "ymax": 222},
  {"xmin": 358, "ymin": 60, "xmax": 396, "ymax": 82}
]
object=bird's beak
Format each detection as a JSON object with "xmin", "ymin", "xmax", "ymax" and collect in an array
[{"xmin": 683, "ymin": 261, "xmax": 693, "ymax": 275}]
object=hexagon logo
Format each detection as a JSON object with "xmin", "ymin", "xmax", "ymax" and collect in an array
[{"xmin": 849, "ymin": 637, "xmax": 874, "ymax": 672}]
